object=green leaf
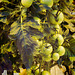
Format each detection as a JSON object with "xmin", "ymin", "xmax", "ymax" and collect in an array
[
  {"xmin": 9, "ymin": 20, "xmax": 43, "ymax": 68},
  {"xmin": 69, "ymin": 57, "xmax": 75, "ymax": 62},
  {"xmin": 0, "ymin": 17, "xmax": 7, "ymax": 23},
  {"xmin": 0, "ymin": 11, "xmax": 10, "ymax": 17}
]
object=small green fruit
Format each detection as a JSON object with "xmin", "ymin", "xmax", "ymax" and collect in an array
[
  {"xmin": 21, "ymin": 0, "xmax": 33, "ymax": 8},
  {"xmin": 33, "ymin": 17, "xmax": 41, "ymax": 24},
  {"xmin": 49, "ymin": 10, "xmax": 64, "ymax": 24},
  {"xmin": 57, "ymin": 46, "xmax": 65, "ymax": 56},
  {"xmin": 40, "ymin": 0, "xmax": 53, "ymax": 7},
  {"xmin": 52, "ymin": 53, "xmax": 60, "ymax": 61},
  {"xmin": 52, "ymin": 34, "xmax": 64, "ymax": 46}
]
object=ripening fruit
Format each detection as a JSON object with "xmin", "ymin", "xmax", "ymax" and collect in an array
[
  {"xmin": 52, "ymin": 34, "xmax": 64, "ymax": 46},
  {"xmin": 42, "ymin": 71, "xmax": 51, "ymax": 75},
  {"xmin": 21, "ymin": 0, "xmax": 33, "ymax": 8},
  {"xmin": 57, "ymin": 46, "xmax": 65, "ymax": 56},
  {"xmin": 40, "ymin": 0, "xmax": 53, "ymax": 7},
  {"xmin": 49, "ymin": 10, "xmax": 64, "ymax": 24},
  {"xmin": 19, "ymin": 68, "xmax": 27, "ymax": 75},
  {"xmin": 52, "ymin": 53, "xmax": 60, "ymax": 61}
]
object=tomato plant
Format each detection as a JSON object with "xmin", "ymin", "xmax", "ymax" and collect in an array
[{"xmin": 0, "ymin": 0, "xmax": 75, "ymax": 75}]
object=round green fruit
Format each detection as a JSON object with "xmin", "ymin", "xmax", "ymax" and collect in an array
[
  {"xmin": 42, "ymin": 71, "xmax": 51, "ymax": 75},
  {"xmin": 57, "ymin": 46, "xmax": 65, "ymax": 56},
  {"xmin": 40, "ymin": 0, "xmax": 53, "ymax": 7},
  {"xmin": 52, "ymin": 53, "xmax": 60, "ymax": 61},
  {"xmin": 21, "ymin": 0, "xmax": 33, "ymax": 8},
  {"xmin": 42, "ymin": 44, "xmax": 53, "ymax": 55},
  {"xmin": 52, "ymin": 34, "xmax": 64, "ymax": 46},
  {"xmin": 49, "ymin": 10, "xmax": 64, "ymax": 24}
]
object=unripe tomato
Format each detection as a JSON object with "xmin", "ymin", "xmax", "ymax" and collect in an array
[
  {"xmin": 52, "ymin": 34, "xmax": 64, "ymax": 46},
  {"xmin": 57, "ymin": 46, "xmax": 65, "ymax": 56},
  {"xmin": 42, "ymin": 71, "xmax": 51, "ymax": 75},
  {"xmin": 21, "ymin": 0, "xmax": 33, "ymax": 8},
  {"xmin": 49, "ymin": 10, "xmax": 64, "ymax": 24},
  {"xmin": 40, "ymin": 0, "xmax": 53, "ymax": 7},
  {"xmin": 52, "ymin": 53, "xmax": 60, "ymax": 61}
]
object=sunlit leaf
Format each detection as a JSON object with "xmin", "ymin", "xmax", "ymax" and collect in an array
[{"xmin": 69, "ymin": 57, "xmax": 75, "ymax": 62}]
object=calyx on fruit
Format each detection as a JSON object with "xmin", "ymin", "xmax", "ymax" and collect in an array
[
  {"xmin": 21, "ymin": 0, "xmax": 33, "ymax": 8},
  {"xmin": 52, "ymin": 34, "xmax": 64, "ymax": 46},
  {"xmin": 52, "ymin": 53, "xmax": 60, "ymax": 61},
  {"xmin": 49, "ymin": 10, "xmax": 64, "ymax": 24},
  {"xmin": 40, "ymin": 0, "xmax": 53, "ymax": 7},
  {"xmin": 57, "ymin": 46, "xmax": 65, "ymax": 56}
]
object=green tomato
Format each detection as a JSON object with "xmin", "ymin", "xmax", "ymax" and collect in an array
[
  {"xmin": 42, "ymin": 44, "xmax": 53, "ymax": 55},
  {"xmin": 57, "ymin": 46, "xmax": 65, "ymax": 56},
  {"xmin": 21, "ymin": 0, "xmax": 33, "ymax": 8},
  {"xmin": 52, "ymin": 34, "xmax": 64, "ymax": 46},
  {"xmin": 40, "ymin": 0, "xmax": 53, "ymax": 7},
  {"xmin": 52, "ymin": 53, "xmax": 60, "ymax": 61},
  {"xmin": 42, "ymin": 71, "xmax": 51, "ymax": 75},
  {"xmin": 49, "ymin": 10, "xmax": 64, "ymax": 24}
]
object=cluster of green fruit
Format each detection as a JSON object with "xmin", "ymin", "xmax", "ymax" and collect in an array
[
  {"xmin": 48, "ymin": 9, "xmax": 65, "ymax": 61},
  {"xmin": 20, "ymin": 0, "xmax": 66, "ymax": 74}
]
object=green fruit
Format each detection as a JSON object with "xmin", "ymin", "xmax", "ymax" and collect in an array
[
  {"xmin": 40, "ymin": 0, "xmax": 53, "ymax": 7},
  {"xmin": 52, "ymin": 34, "xmax": 64, "ymax": 46},
  {"xmin": 57, "ymin": 46, "xmax": 65, "ymax": 56},
  {"xmin": 21, "ymin": 0, "xmax": 33, "ymax": 8},
  {"xmin": 49, "ymin": 10, "xmax": 64, "ymax": 24},
  {"xmin": 42, "ymin": 44, "xmax": 53, "ymax": 55},
  {"xmin": 52, "ymin": 53, "xmax": 60, "ymax": 61},
  {"xmin": 42, "ymin": 71, "xmax": 51, "ymax": 75}
]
